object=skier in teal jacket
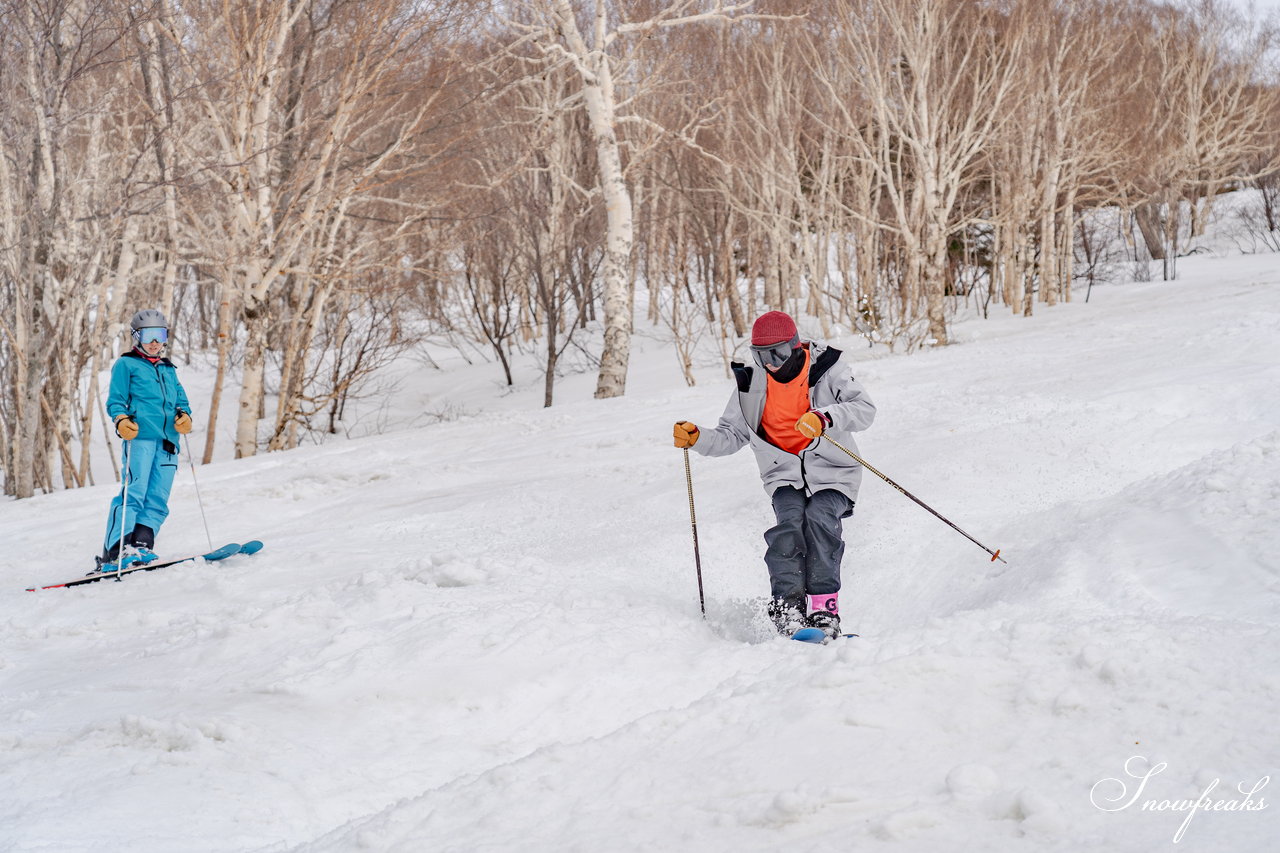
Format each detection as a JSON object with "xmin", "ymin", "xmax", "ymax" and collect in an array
[{"xmin": 97, "ymin": 309, "xmax": 194, "ymax": 571}]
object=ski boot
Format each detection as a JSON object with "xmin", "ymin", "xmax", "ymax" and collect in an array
[
  {"xmin": 116, "ymin": 546, "xmax": 147, "ymax": 570},
  {"xmin": 806, "ymin": 593, "xmax": 841, "ymax": 641},
  {"xmin": 767, "ymin": 597, "xmax": 806, "ymax": 637},
  {"xmin": 91, "ymin": 545, "xmax": 146, "ymax": 575},
  {"xmin": 89, "ymin": 554, "xmax": 129, "ymax": 575},
  {"xmin": 128, "ymin": 525, "xmax": 158, "ymax": 565},
  {"xmin": 806, "ymin": 610, "xmax": 841, "ymax": 641}
]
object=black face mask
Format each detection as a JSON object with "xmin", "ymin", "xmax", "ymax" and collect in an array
[{"xmin": 762, "ymin": 345, "xmax": 806, "ymax": 383}]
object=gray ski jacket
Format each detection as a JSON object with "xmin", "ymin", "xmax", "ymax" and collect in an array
[{"xmin": 691, "ymin": 342, "xmax": 876, "ymax": 503}]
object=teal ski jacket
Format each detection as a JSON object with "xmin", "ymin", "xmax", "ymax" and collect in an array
[{"xmin": 106, "ymin": 350, "xmax": 192, "ymax": 447}]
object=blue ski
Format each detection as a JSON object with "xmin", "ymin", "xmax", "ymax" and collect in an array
[
  {"xmin": 791, "ymin": 627, "xmax": 859, "ymax": 644},
  {"xmin": 27, "ymin": 540, "xmax": 264, "ymax": 591}
]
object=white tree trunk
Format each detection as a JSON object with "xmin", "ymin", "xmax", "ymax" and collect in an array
[
  {"xmin": 235, "ymin": 293, "xmax": 269, "ymax": 459},
  {"xmin": 548, "ymin": 0, "xmax": 635, "ymax": 399}
]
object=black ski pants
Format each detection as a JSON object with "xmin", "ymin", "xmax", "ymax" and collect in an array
[{"xmin": 764, "ymin": 486, "xmax": 852, "ymax": 607}]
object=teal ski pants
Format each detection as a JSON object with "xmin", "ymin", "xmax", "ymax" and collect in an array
[{"xmin": 103, "ymin": 439, "xmax": 178, "ymax": 556}]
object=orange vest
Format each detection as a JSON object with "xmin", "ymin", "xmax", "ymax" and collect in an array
[{"xmin": 761, "ymin": 348, "xmax": 812, "ymax": 455}]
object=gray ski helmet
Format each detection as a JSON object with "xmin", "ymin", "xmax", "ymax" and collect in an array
[{"xmin": 129, "ymin": 309, "xmax": 168, "ymax": 332}]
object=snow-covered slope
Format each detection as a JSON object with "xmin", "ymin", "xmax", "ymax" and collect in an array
[{"xmin": 2, "ymin": 252, "xmax": 1278, "ymax": 852}]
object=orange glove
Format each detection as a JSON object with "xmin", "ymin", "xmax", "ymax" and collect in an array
[
  {"xmin": 673, "ymin": 421, "xmax": 700, "ymax": 448},
  {"xmin": 114, "ymin": 415, "xmax": 139, "ymax": 440},
  {"xmin": 796, "ymin": 410, "xmax": 830, "ymax": 440},
  {"xmin": 174, "ymin": 411, "xmax": 193, "ymax": 434}
]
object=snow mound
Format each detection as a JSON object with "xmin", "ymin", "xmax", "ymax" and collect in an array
[{"xmin": 2, "ymin": 250, "xmax": 1278, "ymax": 852}]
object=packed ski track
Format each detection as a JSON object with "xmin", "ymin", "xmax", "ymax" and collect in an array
[{"xmin": 2, "ymin": 250, "xmax": 1278, "ymax": 852}]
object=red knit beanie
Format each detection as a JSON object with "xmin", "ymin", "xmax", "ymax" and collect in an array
[{"xmin": 751, "ymin": 311, "xmax": 798, "ymax": 346}]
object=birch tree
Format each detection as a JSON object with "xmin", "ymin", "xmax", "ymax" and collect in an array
[
  {"xmin": 806, "ymin": 0, "xmax": 1028, "ymax": 346},
  {"xmin": 1116, "ymin": 0, "xmax": 1278, "ymax": 276},
  {"xmin": 160, "ymin": 0, "xmax": 473, "ymax": 457},
  {"xmin": 987, "ymin": 0, "xmax": 1127, "ymax": 313},
  {"xmin": 507, "ymin": 0, "xmax": 760, "ymax": 399},
  {"xmin": 1168, "ymin": 1, "xmax": 1279, "ymax": 238},
  {"xmin": 0, "ymin": 0, "xmax": 145, "ymax": 496}
]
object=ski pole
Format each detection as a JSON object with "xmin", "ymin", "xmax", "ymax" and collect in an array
[
  {"xmin": 682, "ymin": 448, "xmax": 707, "ymax": 617},
  {"xmin": 820, "ymin": 434, "xmax": 1006, "ymax": 564},
  {"xmin": 183, "ymin": 434, "xmax": 214, "ymax": 551},
  {"xmin": 115, "ymin": 440, "xmax": 132, "ymax": 578}
]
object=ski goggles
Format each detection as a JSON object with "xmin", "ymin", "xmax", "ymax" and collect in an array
[
  {"xmin": 750, "ymin": 334, "xmax": 800, "ymax": 369},
  {"xmin": 134, "ymin": 326, "xmax": 169, "ymax": 345}
]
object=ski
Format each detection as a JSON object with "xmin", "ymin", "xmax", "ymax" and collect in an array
[
  {"xmin": 27, "ymin": 540, "xmax": 264, "ymax": 591},
  {"xmin": 791, "ymin": 627, "xmax": 859, "ymax": 644}
]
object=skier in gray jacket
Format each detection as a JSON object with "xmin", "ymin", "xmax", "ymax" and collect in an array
[{"xmin": 674, "ymin": 311, "xmax": 876, "ymax": 637}]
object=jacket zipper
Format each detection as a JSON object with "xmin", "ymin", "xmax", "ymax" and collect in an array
[
  {"xmin": 737, "ymin": 375, "xmax": 816, "ymax": 495},
  {"xmin": 147, "ymin": 360, "xmax": 174, "ymax": 433}
]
